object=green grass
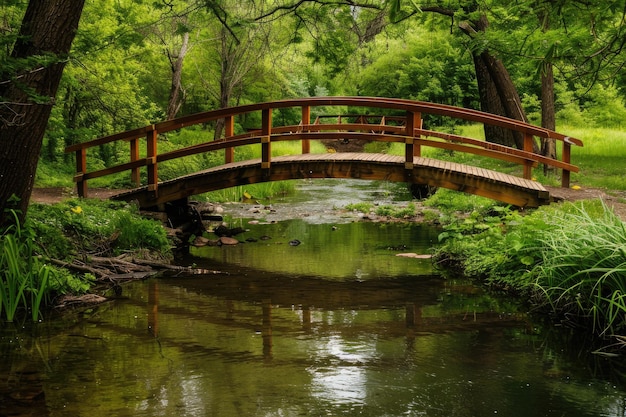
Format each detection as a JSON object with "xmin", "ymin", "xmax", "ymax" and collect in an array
[{"xmin": 559, "ymin": 126, "xmax": 626, "ymax": 190}]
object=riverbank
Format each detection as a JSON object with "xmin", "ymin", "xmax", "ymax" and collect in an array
[{"xmin": 31, "ymin": 185, "xmax": 626, "ymax": 220}]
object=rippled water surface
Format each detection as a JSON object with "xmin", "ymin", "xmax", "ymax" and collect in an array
[{"xmin": 1, "ymin": 180, "xmax": 625, "ymax": 416}]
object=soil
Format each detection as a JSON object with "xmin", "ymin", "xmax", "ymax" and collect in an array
[
  {"xmin": 30, "ymin": 187, "xmax": 123, "ymax": 204},
  {"xmin": 30, "ymin": 185, "xmax": 626, "ymax": 221},
  {"xmin": 545, "ymin": 186, "xmax": 626, "ymax": 220}
]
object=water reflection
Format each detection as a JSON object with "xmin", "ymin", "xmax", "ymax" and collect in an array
[
  {"xmin": 1, "ymin": 272, "xmax": 626, "ymax": 416},
  {"xmin": 2, "ymin": 216, "xmax": 626, "ymax": 416}
]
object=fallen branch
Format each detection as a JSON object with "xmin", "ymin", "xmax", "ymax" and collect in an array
[
  {"xmin": 133, "ymin": 258, "xmax": 228, "ymax": 275},
  {"xmin": 45, "ymin": 257, "xmax": 109, "ymax": 279}
]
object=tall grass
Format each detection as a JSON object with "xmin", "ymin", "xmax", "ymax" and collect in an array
[
  {"xmin": 0, "ymin": 211, "xmax": 53, "ymax": 322},
  {"xmin": 529, "ymin": 201, "xmax": 626, "ymax": 336}
]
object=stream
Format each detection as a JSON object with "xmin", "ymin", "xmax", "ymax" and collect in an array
[{"xmin": 1, "ymin": 179, "xmax": 625, "ymax": 416}]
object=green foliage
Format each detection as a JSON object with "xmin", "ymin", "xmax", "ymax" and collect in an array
[
  {"xmin": 434, "ymin": 198, "xmax": 626, "ymax": 340},
  {"xmin": 357, "ymin": 26, "xmax": 478, "ymax": 126},
  {"xmin": 203, "ymin": 181, "xmax": 298, "ymax": 203},
  {"xmin": 28, "ymin": 199, "xmax": 170, "ymax": 257},
  {"xmin": 344, "ymin": 202, "xmax": 374, "ymax": 214},
  {"xmin": 109, "ymin": 211, "xmax": 170, "ymax": 252},
  {"xmin": 433, "ymin": 204, "xmax": 543, "ymax": 289},
  {"xmin": 423, "ymin": 188, "xmax": 498, "ymax": 215}
]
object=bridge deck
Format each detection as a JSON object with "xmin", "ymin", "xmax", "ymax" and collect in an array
[{"xmin": 112, "ymin": 152, "xmax": 550, "ymax": 208}]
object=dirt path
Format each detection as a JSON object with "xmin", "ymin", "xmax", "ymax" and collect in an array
[
  {"xmin": 31, "ymin": 187, "xmax": 124, "ymax": 204},
  {"xmin": 546, "ymin": 186, "xmax": 626, "ymax": 220}
]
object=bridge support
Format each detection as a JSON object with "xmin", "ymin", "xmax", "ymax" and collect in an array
[
  {"xmin": 301, "ymin": 105, "xmax": 311, "ymax": 154},
  {"xmin": 146, "ymin": 127, "xmax": 158, "ymax": 196},
  {"xmin": 261, "ymin": 109, "xmax": 272, "ymax": 173},
  {"xmin": 224, "ymin": 115, "xmax": 235, "ymax": 164}
]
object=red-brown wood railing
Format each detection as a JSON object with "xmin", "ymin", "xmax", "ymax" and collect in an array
[{"xmin": 65, "ymin": 97, "xmax": 583, "ymax": 198}]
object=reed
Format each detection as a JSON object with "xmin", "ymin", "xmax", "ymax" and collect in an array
[
  {"xmin": 0, "ymin": 211, "xmax": 53, "ymax": 322},
  {"xmin": 530, "ymin": 201, "xmax": 626, "ymax": 336}
]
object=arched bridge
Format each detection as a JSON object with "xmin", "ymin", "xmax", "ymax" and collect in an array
[{"xmin": 65, "ymin": 97, "xmax": 583, "ymax": 209}]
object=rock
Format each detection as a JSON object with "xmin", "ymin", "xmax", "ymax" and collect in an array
[
  {"xmin": 214, "ymin": 224, "xmax": 230, "ymax": 237},
  {"xmin": 395, "ymin": 253, "xmax": 432, "ymax": 259},
  {"xmin": 219, "ymin": 236, "xmax": 239, "ymax": 245},
  {"xmin": 192, "ymin": 236, "xmax": 210, "ymax": 247},
  {"xmin": 289, "ymin": 239, "xmax": 301, "ymax": 246},
  {"xmin": 214, "ymin": 225, "xmax": 247, "ymax": 237}
]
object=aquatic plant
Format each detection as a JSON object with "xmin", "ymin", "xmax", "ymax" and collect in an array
[{"xmin": 0, "ymin": 211, "xmax": 53, "ymax": 322}]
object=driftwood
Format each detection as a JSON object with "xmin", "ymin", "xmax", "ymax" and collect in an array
[
  {"xmin": 46, "ymin": 257, "xmax": 110, "ymax": 280},
  {"xmin": 45, "ymin": 254, "xmax": 227, "ymax": 283},
  {"xmin": 133, "ymin": 258, "xmax": 228, "ymax": 275},
  {"xmin": 55, "ymin": 294, "xmax": 108, "ymax": 309}
]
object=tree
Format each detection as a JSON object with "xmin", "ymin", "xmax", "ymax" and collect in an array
[
  {"xmin": 193, "ymin": 2, "xmax": 274, "ymax": 139},
  {"xmin": 0, "ymin": 0, "xmax": 86, "ymax": 228}
]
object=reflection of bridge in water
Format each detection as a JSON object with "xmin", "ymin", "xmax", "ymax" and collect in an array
[
  {"xmin": 145, "ymin": 272, "xmax": 529, "ymax": 359},
  {"xmin": 66, "ymin": 97, "xmax": 582, "ymax": 209}
]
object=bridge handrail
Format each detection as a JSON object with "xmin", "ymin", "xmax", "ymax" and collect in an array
[
  {"xmin": 65, "ymin": 97, "xmax": 583, "ymax": 151},
  {"xmin": 65, "ymin": 96, "xmax": 583, "ymax": 197}
]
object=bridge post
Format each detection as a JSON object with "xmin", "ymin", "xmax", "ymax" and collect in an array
[
  {"xmin": 261, "ymin": 108, "xmax": 272, "ymax": 170},
  {"xmin": 523, "ymin": 133, "xmax": 534, "ymax": 180},
  {"xmin": 74, "ymin": 148, "xmax": 87, "ymax": 198},
  {"xmin": 405, "ymin": 111, "xmax": 422, "ymax": 158},
  {"xmin": 561, "ymin": 140, "xmax": 572, "ymax": 188},
  {"xmin": 224, "ymin": 115, "xmax": 234, "ymax": 164},
  {"xmin": 301, "ymin": 105, "xmax": 311, "ymax": 154},
  {"xmin": 130, "ymin": 137, "xmax": 141, "ymax": 187},
  {"xmin": 146, "ymin": 127, "xmax": 158, "ymax": 194}
]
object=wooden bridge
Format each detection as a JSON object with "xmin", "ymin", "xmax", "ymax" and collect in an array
[{"xmin": 65, "ymin": 97, "xmax": 583, "ymax": 209}]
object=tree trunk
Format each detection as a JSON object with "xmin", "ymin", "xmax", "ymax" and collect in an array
[
  {"xmin": 460, "ymin": 16, "xmax": 539, "ymax": 153},
  {"xmin": 166, "ymin": 31, "xmax": 190, "ymax": 120},
  {"xmin": 0, "ymin": 0, "xmax": 86, "ymax": 228},
  {"xmin": 541, "ymin": 62, "xmax": 557, "ymax": 173},
  {"xmin": 538, "ymin": 8, "xmax": 557, "ymax": 170},
  {"xmin": 472, "ymin": 51, "xmax": 518, "ymax": 148}
]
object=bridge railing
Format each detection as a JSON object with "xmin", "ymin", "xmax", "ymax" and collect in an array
[{"xmin": 65, "ymin": 97, "xmax": 582, "ymax": 198}]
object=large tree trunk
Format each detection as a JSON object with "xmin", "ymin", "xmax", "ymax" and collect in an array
[
  {"xmin": 472, "ymin": 51, "xmax": 518, "ymax": 148},
  {"xmin": 461, "ymin": 16, "xmax": 539, "ymax": 153},
  {"xmin": 0, "ymin": 0, "xmax": 85, "ymax": 228}
]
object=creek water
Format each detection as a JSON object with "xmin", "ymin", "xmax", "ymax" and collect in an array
[{"xmin": 1, "ymin": 179, "xmax": 626, "ymax": 416}]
